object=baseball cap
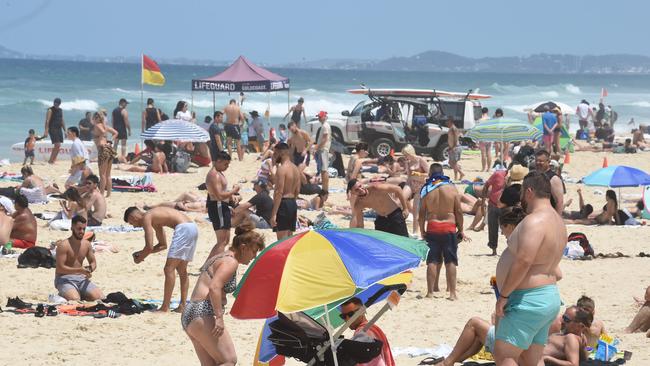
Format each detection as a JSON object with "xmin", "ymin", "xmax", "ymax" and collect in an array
[
  {"xmin": 317, "ymin": 111, "xmax": 328, "ymax": 118},
  {"xmin": 249, "ymin": 111, "xmax": 260, "ymax": 118},
  {"xmin": 0, "ymin": 196, "xmax": 15, "ymax": 215},
  {"xmin": 119, "ymin": 98, "xmax": 129, "ymax": 105},
  {"xmin": 53, "ymin": 98, "xmax": 61, "ymax": 105}
]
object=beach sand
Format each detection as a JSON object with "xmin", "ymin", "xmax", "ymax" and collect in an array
[{"xmin": 0, "ymin": 149, "xmax": 648, "ymax": 365}]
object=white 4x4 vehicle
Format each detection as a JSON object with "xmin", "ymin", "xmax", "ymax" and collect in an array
[{"xmin": 306, "ymin": 89, "xmax": 489, "ymax": 160}]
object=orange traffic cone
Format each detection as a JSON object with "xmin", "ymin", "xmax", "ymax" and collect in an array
[
  {"xmin": 134, "ymin": 143, "xmax": 140, "ymax": 155},
  {"xmin": 563, "ymin": 152, "xmax": 571, "ymax": 165},
  {"xmin": 602, "ymin": 156, "xmax": 608, "ymax": 168}
]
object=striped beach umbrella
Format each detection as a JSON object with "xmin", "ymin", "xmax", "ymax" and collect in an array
[
  {"xmin": 466, "ymin": 118, "xmax": 542, "ymax": 142},
  {"xmin": 231, "ymin": 228, "xmax": 428, "ymax": 319},
  {"xmin": 140, "ymin": 119, "xmax": 210, "ymax": 142}
]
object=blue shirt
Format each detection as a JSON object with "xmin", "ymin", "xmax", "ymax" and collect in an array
[{"xmin": 542, "ymin": 112, "xmax": 557, "ymax": 136}]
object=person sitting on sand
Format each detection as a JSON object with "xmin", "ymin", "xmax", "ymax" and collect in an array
[
  {"xmin": 54, "ymin": 215, "xmax": 103, "ymax": 301},
  {"xmin": 144, "ymin": 191, "xmax": 207, "ymax": 213},
  {"xmin": 18, "ymin": 165, "xmax": 59, "ymax": 203},
  {"xmin": 232, "ymin": 180, "xmax": 273, "ymax": 229},
  {"xmin": 297, "ymin": 189, "xmax": 329, "ymax": 211},
  {"xmin": 632, "ymin": 126, "xmax": 647, "ymax": 150},
  {"xmin": 124, "ymin": 206, "xmax": 198, "ymax": 313},
  {"xmin": 346, "ymin": 142, "xmax": 379, "ymax": 182},
  {"xmin": 58, "ymin": 187, "xmax": 84, "ymax": 220},
  {"xmin": 576, "ymin": 295, "xmax": 606, "ymax": 347},
  {"xmin": 129, "ymin": 139, "xmax": 155, "ymax": 165},
  {"xmin": 463, "ymin": 178, "xmax": 487, "ymax": 232},
  {"xmin": 340, "ymin": 296, "xmax": 395, "ymax": 366},
  {"xmin": 80, "ymin": 175, "xmax": 106, "ymax": 227},
  {"xmin": 182, "ymin": 220, "xmax": 265, "ymax": 366},
  {"xmin": 565, "ymin": 189, "xmax": 619, "ymax": 225},
  {"xmin": 0, "ymin": 196, "xmax": 14, "ymax": 248},
  {"xmin": 121, "ymin": 143, "xmax": 168, "ymax": 173},
  {"xmin": 65, "ymin": 155, "xmax": 94, "ymax": 189},
  {"xmin": 625, "ymin": 285, "xmax": 650, "ymax": 337},
  {"xmin": 9, "ymin": 194, "xmax": 37, "ymax": 249}
]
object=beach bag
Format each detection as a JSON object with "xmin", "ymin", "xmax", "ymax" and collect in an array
[
  {"xmin": 17, "ymin": 246, "xmax": 55, "ymax": 269},
  {"xmin": 564, "ymin": 241, "xmax": 585, "ymax": 259},
  {"xmin": 173, "ymin": 151, "xmax": 191, "ymax": 173},
  {"xmin": 567, "ymin": 232, "xmax": 594, "ymax": 256}
]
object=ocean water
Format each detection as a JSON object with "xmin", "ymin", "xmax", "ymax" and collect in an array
[{"xmin": 2, "ymin": 58, "xmax": 650, "ymax": 158}]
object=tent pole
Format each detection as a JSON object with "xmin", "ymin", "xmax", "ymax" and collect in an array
[
  {"xmin": 213, "ymin": 92, "xmax": 216, "ymax": 114},
  {"xmin": 287, "ymin": 89, "xmax": 290, "ymax": 111}
]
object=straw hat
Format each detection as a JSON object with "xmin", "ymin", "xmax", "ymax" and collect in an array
[
  {"xmin": 72, "ymin": 156, "xmax": 86, "ymax": 166},
  {"xmin": 402, "ymin": 144, "xmax": 415, "ymax": 157},
  {"xmin": 508, "ymin": 164, "xmax": 529, "ymax": 182}
]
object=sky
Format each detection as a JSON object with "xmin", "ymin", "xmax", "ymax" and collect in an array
[{"xmin": 1, "ymin": 0, "xmax": 649, "ymax": 64}]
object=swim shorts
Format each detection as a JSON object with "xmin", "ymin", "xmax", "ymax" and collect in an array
[
  {"xmin": 315, "ymin": 150, "xmax": 330, "ymax": 174},
  {"xmin": 25, "ymin": 149, "xmax": 35, "ymax": 158},
  {"xmin": 224, "ymin": 124, "xmax": 241, "ymax": 140},
  {"xmin": 10, "ymin": 238, "xmax": 35, "ymax": 249},
  {"xmin": 485, "ymin": 326, "xmax": 496, "ymax": 353},
  {"xmin": 49, "ymin": 127, "xmax": 64, "ymax": 144},
  {"xmin": 207, "ymin": 198, "xmax": 231, "ymax": 231},
  {"xmin": 495, "ymin": 284, "xmax": 561, "ymax": 350},
  {"xmin": 374, "ymin": 208, "xmax": 409, "ymax": 237},
  {"xmin": 425, "ymin": 232, "xmax": 458, "ymax": 265},
  {"xmin": 292, "ymin": 150, "xmax": 310, "ymax": 166},
  {"xmin": 168, "ymin": 222, "xmax": 198, "ymax": 262},
  {"xmin": 249, "ymin": 213, "xmax": 271, "ymax": 229},
  {"xmin": 55, "ymin": 274, "xmax": 98, "ymax": 298},
  {"xmin": 115, "ymin": 126, "xmax": 128, "ymax": 140},
  {"xmin": 273, "ymin": 198, "xmax": 297, "ymax": 232},
  {"xmin": 449, "ymin": 146, "xmax": 462, "ymax": 164}
]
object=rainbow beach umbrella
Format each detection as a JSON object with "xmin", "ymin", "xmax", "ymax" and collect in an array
[{"xmin": 231, "ymin": 228, "xmax": 428, "ymax": 320}]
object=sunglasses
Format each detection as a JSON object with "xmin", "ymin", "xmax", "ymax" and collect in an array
[
  {"xmin": 562, "ymin": 315, "xmax": 574, "ymax": 323},
  {"xmin": 339, "ymin": 311, "xmax": 357, "ymax": 320}
]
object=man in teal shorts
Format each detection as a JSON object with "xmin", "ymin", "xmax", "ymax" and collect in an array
[{"xmin": 494, "ymin": 171, "xmax": 566, "ymax": 366}]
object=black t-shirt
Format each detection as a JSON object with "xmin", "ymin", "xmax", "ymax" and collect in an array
[
  {"xmin": 248, "ymin": 191, "xmax": 273, "ymax": 223},
  {"xmin": 209, "ymin": 123, "xmax": 224, "ymax": 153},
  {"xmin": 78, "ymin": 118, "xmax": 93, "ymax": 141}
]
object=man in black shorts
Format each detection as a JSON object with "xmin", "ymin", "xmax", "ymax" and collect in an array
[
  {"xmin": 209, "ymin": 111, "xmax": 225, "ymax": 165},
  {"xmin": 347, "ymin": 179, "xmax": 409, "ymax": 237},
  {"xmin": 223, "ymin": 99, "xmax": 244, "ymax": 161},
  {"xmin": 271, "ymin": 143, "xmax": 301, "ymax": 240},
  {"xmin": 205, "ymin": 151, "xmax": 240, "ymax": 256},
  {"xmin": 112, "ymin": 98, "xmax": 131, "ymax": 160},
  {"xmin": 44, "ymin": 98, "xmax": 66, "ymax": 164}
]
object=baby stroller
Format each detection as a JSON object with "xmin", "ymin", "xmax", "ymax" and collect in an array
[{"xmin": 266, "ymin": 284, "xmax": 406, "ymax": 366}]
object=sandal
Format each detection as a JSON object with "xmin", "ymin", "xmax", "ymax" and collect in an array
[
  {"xmin": 46, "ymin": 305, "xmax": 58, "ymax": 317},
  {"xmin": 418, "ymin": 356, "xmax": 444, "ymax": 365},
  {"xmin": 35, "ymin": 304, "xmax": 45, "ymax": 318}
]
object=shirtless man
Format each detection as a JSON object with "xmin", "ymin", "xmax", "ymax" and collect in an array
[
  {"xmin": 122, "ymin": 143, "xmax": 168, "ymax": 173},
  {"xmin": 347, "ymin": 178, "xmax": 409, "ymax": 237},
  {"xmin": 54, "ymin": 215, "xmax": 103, "ymax": 301},
  {"xmin": 447, "ymin": 117, "xmax": 464, "ymax": 180},
  {"xmin": 287, "ymin": 121, "xmax": 312, "ymax": 169},
  {"xmin": 542, "ymin": 306, "xmax": 591, "ymax": 366},
  {"xmin": 346, "ymin": 142, "xmax": 378, "ymax": 182},
  {"xmin": 205, "ymin": 151, "xmax": 240, "ymax": 256},
  {"xmin": 9, "ymin": 194, "xmax": 37, "ymax": 249},
  {"xmin": 626, "ymin": 285, "xmax": 650, "ymax": 337},
  {"xmin": 124, "ymin": 206, "xmax": 198, "ymax": 313},
  {"xmin": 284, "ymin": 97, "xmax": 307, "ymax": 127},
  {"xmin": 271, "ymin": 143, "xmax": 301, "ymax": 240},
  {"xmin": 494, "ymin": 171, "xmax": 566, "ymax": 366},
  {"xmin": 223, "ymin": 99, "xmax": 245, "ymax": 161},
  {"xmin": 81, "ymin": 175, "xmax": 106, "ymax": 226},
  {"xmin": 633, "ymin": 126, "xmax": 647, "ymax": 149},
  {"xmin": 534, "ymin": 150, "xmax": 564, "ymax": 216},
  {"xmin": 0, "ymin": 197, "xmax": 15, "ymax": 248},
  {"xmin": 419, "ymin": 163, "xmax": 463, "ymax": 299}
]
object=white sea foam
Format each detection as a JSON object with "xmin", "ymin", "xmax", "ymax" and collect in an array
[
  {"xmin": 565, "ymin": 84, "xmax": 581, "ymax": 94},
  {"xmin": 38, "ymin": 99, "xmax": 99, "ymax": 111},
  {"xmin": 540, "ymin": 91, "xmax": 559, "ymax": 98},
  {"xmin": 625, "ymin": 101, "xmax": 650, "ymax": 108}
]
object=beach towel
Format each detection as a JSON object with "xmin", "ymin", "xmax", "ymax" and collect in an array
[
  {"xmin": 87, "ymin": 225, "xmax": 143, "ymax": 233},
  {"xmin": 420, "ymin": 174, "xmax": 453, "ymax": 198},
  {"xmin": 0, "ymin": 172, "xmax": 22, "ymax": 182},
  {"xmin": 20, "ymin": 187, "xmax": 47, "ymax": 204},
  {"xmin": 112, "ymin": 174, "xmax": 156, "ymax": 192},
  {"xmin": 392, "ymin": 345, "xmax": 452, "ymax": 358}
]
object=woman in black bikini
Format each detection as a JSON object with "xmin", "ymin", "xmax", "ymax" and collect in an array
[
  {"xmin": 182, "ymin": 220, "xmax": 265, "ymax": 366},
  {"xmin": 283, "ymin": 97, "xmax": 306, "ymax": 127}
]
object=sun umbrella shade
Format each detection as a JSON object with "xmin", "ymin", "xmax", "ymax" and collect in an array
[
  {"xmin": 466, "ymin": 118, "xmax": 542, "ymax": 142},
  {"xmin": 140, "ymin": 119, "xmax": 210, "ymax": 142},
  {"xmin": 529, "ymin": 101, "xmax": 575, "ymax": 114},
  {"xmin": 231, "ymin": 229, "xmax": 428, "ymax": 319},
  {"xmin": 582, "ymin": 165, "xmax": 650, "ymax": 188}
]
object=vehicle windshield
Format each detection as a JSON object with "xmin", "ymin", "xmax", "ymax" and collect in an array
[{"xmin": 350, "ymin": 101, "xmax": 367, "ymax": 116}]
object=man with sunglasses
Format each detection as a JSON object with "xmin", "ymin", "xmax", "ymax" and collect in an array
[
  {"xmin": 542, "ymin": 306, "xmax": 591, "ymax": 366},
  {"xmin": 340, "ymin": 297, "xmax": 395, "ymax": 366},
  {"xmin": 80, "ymin": 175, "xmax": 106, "ymax": 227}
]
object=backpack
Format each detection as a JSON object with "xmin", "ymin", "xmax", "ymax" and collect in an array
[
  {"xmin": 173, "ymin": 151, "xmax": 191, "ymax": 173},
  {"xmin": 567, "ymin": 232, "xmax": 594, "ymax": 256},
  {"xmin": 17, "ymin": 246, "xmax": 56, "ymax": 269}
]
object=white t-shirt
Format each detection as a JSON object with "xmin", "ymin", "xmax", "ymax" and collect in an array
[
  {"xmin": 318, "ymin": 122, "xmax": 331, "ymax": 151},
  {"xmin": 576, "ymin": 103, "xmax": 590, "ymax": 120},
  {"xmin": 70, "ymin": 137, "xmax": 88, "ymax": 161},
  {"xmin": 176, "ymin": 110, "xmax": 193, "ymax": 122}
]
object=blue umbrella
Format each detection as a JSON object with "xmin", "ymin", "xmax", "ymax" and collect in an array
[{"xmin": 582, "ymin": 165, "xmax": 650, "ymax": 188}]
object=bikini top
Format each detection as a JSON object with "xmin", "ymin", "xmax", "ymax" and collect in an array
[
  {"xmin": 200, "ymin": 252, "xmax": 237, "ymax": 294},
  {"xmin": 420, "ymin": 174, "xmax": 453, "ymax": 198}
]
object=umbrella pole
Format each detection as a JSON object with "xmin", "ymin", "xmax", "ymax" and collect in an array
[
  {"xmin": 323, "ymin": 304, "xmax": 340, "ymax": 366},
  {"xmin": 191, "ymin": 91, "xmax": 194, "ymax": 112}
]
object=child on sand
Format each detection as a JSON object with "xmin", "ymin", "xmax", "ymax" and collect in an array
[{"xmin": 23, "ymin": 129, "xmax": 43, "ymax": 165}]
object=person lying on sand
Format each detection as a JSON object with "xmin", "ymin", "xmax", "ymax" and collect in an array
[
  {"xmin": 54, "ymin": 215, "xmax": 103, "ymax": 301},
  {"xmin": 124, "ymin": 206, "xmax": 198, "ymax": 313},
  {"xmin": 119, "ymin": 143, "xmax": 168, "ymax": 173},
  {"xmin": 625, "ymin": 285, "xmax": 650, "ymax": 337},
  {"xmin": 565, "ymin": 189, "xmax": 619, "ymax": 225},
  {"xmin": 297, "ymin": 189, "xmax": 329, "ymax": 211},
  {"xmin": 144, "ymin": 191, "xmax": 206, "ymax": 213},
  {"xmin": 562, "ymin": 188, "xmax": 594, "ymax": 221}
]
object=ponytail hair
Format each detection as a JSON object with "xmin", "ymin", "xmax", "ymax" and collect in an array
[{"xmin": 231, "ymin": 219, "xmax": 265, "ymax": 253}]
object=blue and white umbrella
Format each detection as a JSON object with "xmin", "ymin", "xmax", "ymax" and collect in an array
[{"xmin": 141, "ymin": 119, "xmax": 210, "ymax": 142}]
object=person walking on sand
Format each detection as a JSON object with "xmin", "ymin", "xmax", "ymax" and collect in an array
[
  {"xmin": 418, "ymin": 163, "xmax": 464, "ymax": 300},
  {"xmin": 478, "ymin": 107, "xmax": 492, "ymax": 172},
  {"xmin": 44, "ymin": 97, "xmax": 66, "ymax": 164},
  {"xmin": 493, "ymin": 171, "xmax": 565, "ymax": 366},
  {"xmin": 447, "ymin": 117, "xmax": 464, "ymax": 181},
  {"xmin": 124, "ymin": 206, "xmax": 198, "ymax": 313},
  {"xmin": 270, "ymin": 143, "xmax": 301, "ymax": 240},
  {"xmin": 206, "ymin": 151, "xmax": 240, "ymax": 256},
  {"xmin": 112, "ymin": 98, "xmax": 131, "ymax": 160},
  {"xmin": 54, "ymin": 215, "xmax": 103, "ymax": 301},
  {"xmin": 223, "ymin": 99, "xmax": 245, "ymax": 161},
  {"xmin": 181, "ymin": 220, "xmax": 265, "ymax": 366},
  {"xmin": 284, "ymin": 97, "xmax": 307, "ymax": 127},
  {"xmin": 314, "ymin": 111, "xmax": 331, "ymax": 192}
]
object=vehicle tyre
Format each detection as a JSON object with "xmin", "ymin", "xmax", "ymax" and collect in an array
[
  {"xmin": 432, "ymin": 140, "xmax": 449, "ymax": 161},
  {"xmin": 369, "ymin": 138, "xmax": 395, "ymax": 158}
]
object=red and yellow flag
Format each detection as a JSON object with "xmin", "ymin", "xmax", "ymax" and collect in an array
[{"xmin": 142, "ymin": 54, "xmax": 165, "ymax": 86}]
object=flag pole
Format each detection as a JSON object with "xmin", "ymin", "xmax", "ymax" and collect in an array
[{"xmin": 140, "ymin": 54, "xmax": 145, "ymax": 137}]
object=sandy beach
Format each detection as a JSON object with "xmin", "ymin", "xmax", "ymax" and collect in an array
[{"xmin": 0, "ymin": 148, "xmax": 649, "ymax": 366}]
